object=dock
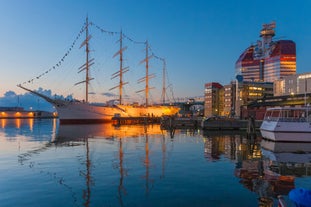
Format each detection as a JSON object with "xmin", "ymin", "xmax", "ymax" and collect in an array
[
  {"xmin": 160, "ymin": 116, "xmax": 202, "ymax": 129},
  {"xmin": 160, "ymin": 115, "xmax": 262, "ymax": 130},
  {"xmin": 112, "ymin": 116, "xmax": 161, "ymax": 125},
  {"xmin": 111, "ymin": 115, "xmax": 263, "ymax": 131},
  {"xmin": 201, "ymin": 117, "xmax": 262, "ymax": 130},
  {"xmin": 0, "ymin": 107, "xmax": 57, "ymax": 119}
]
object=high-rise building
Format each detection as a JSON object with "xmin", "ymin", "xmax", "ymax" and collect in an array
[
  {"xmin": 223, "ymin": 82, "xmax": 236, "ymax": 117},
  {"xmin": 235, "ymin": 81, "xmax": 274, "ymax": 117},
  {"xmin": 204, "ymin": 82, "xmax": 224, "ymax": 117},
  {"xmin": 235, "ymin": 22, "xmax": 296, "ymax": 82}
]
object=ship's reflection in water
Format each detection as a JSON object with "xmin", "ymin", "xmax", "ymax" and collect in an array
[
  {"xmin": 53, "ymin": 123, "xmax": 175, "ymax": 207},
  {"xmin": 1, "ymin": 119, "xmax": 311, "ymax": 207}
]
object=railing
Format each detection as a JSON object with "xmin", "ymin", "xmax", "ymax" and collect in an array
[{"xmin": 264, "ymin": 116, "xmax": 309, "ymax": 122}]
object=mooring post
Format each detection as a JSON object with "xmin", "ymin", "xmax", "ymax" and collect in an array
[{"xmin": 247, "ymin": 116, "xmax": 256, "ymax": 139}]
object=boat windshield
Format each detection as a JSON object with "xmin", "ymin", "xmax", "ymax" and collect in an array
[
  {"xmin": 264, "ymin": 108, "xmax": 311, "ymax": 122},
  {"xmin": 264, "ymin": 109, "xmax": 281, "ymax": 121}
]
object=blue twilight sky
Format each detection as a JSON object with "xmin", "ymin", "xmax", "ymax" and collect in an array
[{"xmin": 1, "ymin": 0, "xmax": 311, "ymax": 103}]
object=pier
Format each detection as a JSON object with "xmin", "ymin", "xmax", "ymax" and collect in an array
[
  {"xmin": 112, "ymin": 116, "xmax": 161, "ymax": 125},
  {"xmin": 201, "ymin": 116, "xmax": 262, "ymax": 130},
  {"xmin": 160, "ymin": 115, "xmax": 262, "ymax": 131},
  {"xmin": 160, "ymin": 116, "xmax": 202, "ymax": 129},
  {"xmin": 112, "ymin": 115, "xmax": 263, "ymax": 132},
  {"xmin": 0, "ymin": 107, "xmax": 57, "ymax": 119}
]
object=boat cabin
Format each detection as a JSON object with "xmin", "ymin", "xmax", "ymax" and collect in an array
[{"xmin": 264, "ymin": 107, "xmax": 311, "ymax": 122}]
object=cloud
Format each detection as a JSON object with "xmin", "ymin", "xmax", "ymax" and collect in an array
[
  {"xmin": 4, "ymin": 91, "xmax": 17, "ymax": 97},
  {"xmin": 101, "ymin": 92, "xmax": 116, "ymax": 97},
  {"xmin": 0, "ymin": 89, "xmax": 55, "ymax": 112}
]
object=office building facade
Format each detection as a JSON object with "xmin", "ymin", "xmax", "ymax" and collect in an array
[
  {"xmin": 204, "ymin": 82, "xmax": 224, "ymax": 117},
  {"xmin": 274, "ymin": 72, "xmax": 311, "ymax": 97},
  {"xmin": 223, "ymin": 82, "xmax": 236, "ymax": 117},
  {"xmin": 235, "ymin": 22, "xmax": 296, "ymax": 82}
]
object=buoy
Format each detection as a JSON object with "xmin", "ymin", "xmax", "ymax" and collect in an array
[{"xmin": 289, "ymin": 188, "xmax": 311, "ymax": 207}]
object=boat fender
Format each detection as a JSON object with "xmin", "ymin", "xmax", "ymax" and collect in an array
[{"xmin": 289, "ymin": 188, "xmax": 311, "ymax": 207}]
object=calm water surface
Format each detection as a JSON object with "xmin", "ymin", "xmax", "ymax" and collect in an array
[{"xmin": 0, "ymin": 119, "xmax": 311, "ymax": 207}]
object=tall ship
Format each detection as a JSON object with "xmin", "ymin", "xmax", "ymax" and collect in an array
[{"xmin": 18, "ymin": 17, "xmax": 179, "ymax": 124}]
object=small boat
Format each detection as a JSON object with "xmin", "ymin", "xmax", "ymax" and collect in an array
[{"xmin": 260, "ymin": 107, "xmax": 311, "ymax": 142}]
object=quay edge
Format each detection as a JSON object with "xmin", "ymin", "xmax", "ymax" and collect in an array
[{"xmin": 160, "ymin": 116, "xmax": 262, "ymax": 130}]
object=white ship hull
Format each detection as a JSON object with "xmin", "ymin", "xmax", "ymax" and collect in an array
[{"xmin": 54, "ymin": 101, "xmax": 179, "ymax": 124}]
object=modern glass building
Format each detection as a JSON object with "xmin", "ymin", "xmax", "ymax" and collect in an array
[{"xmin": 235, "ymin": 22, "xmax": 296, "ymax": 82}]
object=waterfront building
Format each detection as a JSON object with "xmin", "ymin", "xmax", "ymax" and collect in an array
[
  {"xmin": 242, "ymin": 92, "xmax": 311, "ymax": 120},
  {"xmin": 235, "ymin": 81, "xmax": 273, "ymax": 117},
  {"xmin": 235, "ymin": 22, "xmax": 296, "ymax": 82},
  {"xmin": 204, "ymin": 82, "xmax": 224, "ymax": 117},
  {"xmin": 274, "ymin": 72, "xmax": 311, "ymax": 97},
  {"xmin": 223, "ymin": 82, "xmax": 236, "ymax": 117}
]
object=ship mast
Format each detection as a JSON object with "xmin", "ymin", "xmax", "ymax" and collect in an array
[
  {"xmin": 85, "ymin": 17, "xmax": 90, "ymax": 102},
  {"xmin": 76, "ymin": 16, "xmax": 94, "ymax": 103},
  {"xmin": 161, "ymin": 59, "xmax": 166, "ymax": 104},
  {"xmin": 137, "ymin": 41, "xmax": 155, "ymax": 106},
  {"xmin": 145, "ymin": 41, "xmax": 149, "ymax": 106},
  {"xmin": 110, "ymin": 30, "xmax": 129, "ymax": 104}
]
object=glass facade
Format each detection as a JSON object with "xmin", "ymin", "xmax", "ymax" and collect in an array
[{"xmin": 236, "ymin": 40, "xmax": 296, "ymax": 82}]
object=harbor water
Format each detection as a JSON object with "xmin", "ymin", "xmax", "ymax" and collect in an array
[{"xmin": 1, "ymin": 119, "xmax": 311, "ymax": 207}]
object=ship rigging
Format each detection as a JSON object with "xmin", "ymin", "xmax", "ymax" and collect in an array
[{"xmin": 18, "ymin": 17, "xmax": 180, "ymax": 123}]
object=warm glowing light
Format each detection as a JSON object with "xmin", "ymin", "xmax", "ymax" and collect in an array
[
  {"xmin": 1, "ymin": 119, "xmax": 6, "ymax": 128},
  {"xmin": 15, "ymin": 119, "xmax": 21, "ymax": 128},
  {"xmin": 15, "ymin": 112, "xmax": 21, "ymax": 117},
  {"xmin": 28, "ymin": 119, "xmax": 34, "ymax": 131}
]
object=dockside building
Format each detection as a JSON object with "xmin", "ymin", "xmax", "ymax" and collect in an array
[
  {"xmin": 235, "ymin": 22, "xmax": 296, "ymax": 82},
  {"xmin": 234, "ymin": 22, "xmax": 296, "ymax": 116}
]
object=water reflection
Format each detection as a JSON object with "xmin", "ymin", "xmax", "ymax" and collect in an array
[
  {"xmin": 202, "ymin": 131, "xmax": 311, "ymax": 207},
  {"xmin": 54, "ymin": 124, "xmax": 168, "ymax": 207},
  {"xmin": 1, "ymin": 120, "xmax": 311, "ymax": 207},
  {"xmin": 202, "ymin": 130, "xmax": 260, "ymax": 161},
  {"xmin": 0, "ymin": 118, "xmax": 58, "ymax": 141}
]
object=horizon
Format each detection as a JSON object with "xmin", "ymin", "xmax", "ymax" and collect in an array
[{"xmin": 1, "ymin": 0, "xmax": 311, "ymax": 103}]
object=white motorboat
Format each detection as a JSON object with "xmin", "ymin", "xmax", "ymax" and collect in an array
[{"xmin": 260, "ymin": 107, "xmax": 311, "ymax": 142}]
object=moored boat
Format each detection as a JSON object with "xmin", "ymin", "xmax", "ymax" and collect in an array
[
  {"xmin": 18, "ymin": 17, "xmax": 180, "ymax": 124},
  {"xmin": 260, "ymin": 107, "xmax": 311, "ymax": 142}
]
